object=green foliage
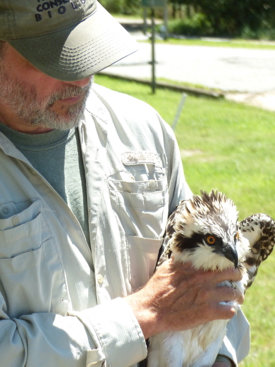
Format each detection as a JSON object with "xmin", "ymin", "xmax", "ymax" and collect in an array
[
  {"xmin": 168, "ymin": 0, "xmax": 275, "ymax": 38},
  {"xmin": 99, "ymin": 0, "xmax": 140, "ymax": 14},
  {"xmin": 95, "ymin": 74, "xmax": 275, "ymax": 365},
  {"xmin": 240, "ymin": 25, "xmax": 275, "ymax": 41},
  {"xmin": 100, "ymin": 0, "xmax": 275, "ymax": 38},
  {"xmin": 168, "ymin": 12, "xmax": 213, "ymax": 36}
]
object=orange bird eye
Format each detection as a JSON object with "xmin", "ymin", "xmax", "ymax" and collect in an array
[
  {"xmin": 206, "ymin": 236, "xmax": 216, "ymax": 245},
  {"xmin": 235, "ymin": 232, "xmax": 240, "ymax": 240}
]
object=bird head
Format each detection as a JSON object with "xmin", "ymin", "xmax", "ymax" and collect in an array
[{"xmin": 167, "ymin": 190, "xmax": 241, "ymax": 271}]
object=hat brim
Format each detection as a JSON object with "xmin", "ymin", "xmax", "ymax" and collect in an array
[{"xmin": 9, "ymin": 3, "xmax": 138, "ymax": 81}]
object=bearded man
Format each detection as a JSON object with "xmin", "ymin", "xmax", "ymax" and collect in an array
[{"xmin": 0, "ymin": 1, "xmax": 249, "ymax": 366}]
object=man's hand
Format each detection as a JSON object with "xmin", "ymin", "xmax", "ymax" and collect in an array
[{"xmin": 126, "ymin": 259, "xmax": 243, "ymax": 339}]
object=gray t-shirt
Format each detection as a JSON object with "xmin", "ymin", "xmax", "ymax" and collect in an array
[{"xmin": 0, "ymin": 124, "xmax": 89, "ymax": 243}]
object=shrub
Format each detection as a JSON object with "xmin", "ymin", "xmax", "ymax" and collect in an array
[{"xmin": 168, "ymin": 13, "xmax": 213, "ymax": 37}]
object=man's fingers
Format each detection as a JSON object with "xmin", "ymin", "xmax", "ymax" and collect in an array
[
  {"xmin": 215, "ymin": 283, "xmax": 243, "ymax": 302},
  {"xmin": 168, "ymin": 259, "xmax": 243, "ymax": 283},
  {"xmin": 213, "ymin": 301, "xmax": 238, "ymax": 320},
  {"xmin": 215, "ymin": 266, "xmax": 243, "ymax": 283}
]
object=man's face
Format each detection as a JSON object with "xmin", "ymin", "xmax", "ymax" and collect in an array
[{"xmin": 0, "ymin": 43, "xmax": 92, "ymax": 133}]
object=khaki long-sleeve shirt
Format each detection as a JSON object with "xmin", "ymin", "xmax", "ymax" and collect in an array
[{"xmin": 0, "ymin": 84, "xmax": 249, "ymax": 366}]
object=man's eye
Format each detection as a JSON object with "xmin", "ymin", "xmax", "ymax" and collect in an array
[{"xmin": 206, "ymin": 236, "xmax": 216, "ymax": 245}]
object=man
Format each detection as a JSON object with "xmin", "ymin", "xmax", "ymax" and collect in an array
[{"xmin": 0, "ymin": 0, "xmax": 249, "ymax": 366}]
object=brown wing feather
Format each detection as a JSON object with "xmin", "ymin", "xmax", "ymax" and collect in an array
[{"xmin": 240, "ymin": 213, "xmax": 275, "ymax": 289}]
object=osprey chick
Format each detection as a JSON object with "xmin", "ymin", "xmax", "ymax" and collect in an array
[{"xmin": 148, "ymin": 190, "xmax": 275, "ymax": 367}]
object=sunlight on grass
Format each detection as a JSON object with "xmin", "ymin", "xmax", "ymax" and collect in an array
[
  {"xmin": 151, "ymin": 38, "xmax": 275, "ymax": 50},
  {"xmin": 95, "ymin": 74, "xmax": 275, "ymax": 365}
]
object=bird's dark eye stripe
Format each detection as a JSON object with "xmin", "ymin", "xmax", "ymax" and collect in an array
[
  {"xmin": 174, "ymin": 232, "xmax": 224, "ymax": 252},
  {"xmin": 174, "ymin": 232, "xmax": 208, "ymax": 251}
]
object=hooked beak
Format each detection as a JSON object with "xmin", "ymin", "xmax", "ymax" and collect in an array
[
  {"xmin": 222, "ymin": 245, "xmax": 239, "ymax": 268},
  {"xmin": 214, "ymin": 244, "xmax": 239, "ymax": 268}
]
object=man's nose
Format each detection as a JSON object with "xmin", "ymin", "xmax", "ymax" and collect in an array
[{"xmin": 65, "ymin": 76, "xmax": 92, "ymax": 88}]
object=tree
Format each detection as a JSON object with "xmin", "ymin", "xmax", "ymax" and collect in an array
[{"xmin": 170, "ymin": 0, "xmax": 274, "ymax": 36}]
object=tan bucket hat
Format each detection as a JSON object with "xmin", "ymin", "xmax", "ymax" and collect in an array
[{"xmin": 0, "ymin": 0, "xmax": 138, "ymax": 81}]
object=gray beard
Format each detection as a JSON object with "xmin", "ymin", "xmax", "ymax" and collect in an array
[{"xmin": 0, "ymin": 68, "xmax": 93, "ymax": 130}]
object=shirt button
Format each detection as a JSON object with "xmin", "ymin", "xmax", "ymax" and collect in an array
[
  {"xmin": 12, "ymin": 216, "xmax": 20, "ymax": 226},
  {"xmin": 97, "ymin": 274, "xmax": 104, "ymax": 284},
  {"xmin": 2, "ymin": 206, "xmax": 9, "ymax": 215}
]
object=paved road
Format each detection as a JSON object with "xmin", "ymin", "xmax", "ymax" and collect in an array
[{"xmin": 105, "ymin": 40, "xmax": 275, "ymax": 93}]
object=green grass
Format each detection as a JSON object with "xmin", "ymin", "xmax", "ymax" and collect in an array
[
  {"xmin": 96, "ymin": 75, "xmax": 275, "ymax": 217},
  {"xmin": 157, "ymin": 77, "xmax": 224, "ymax": 93},
  {"xmin": 151, "ymin": 38, "xmax": 275, "ymax": 50},
  {"xmin": 95, "ymin": 74, "xmax": 275, "ymax": 366}
]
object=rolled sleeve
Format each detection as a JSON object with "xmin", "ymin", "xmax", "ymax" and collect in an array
[{"xmin": 70, "ymin": 298, "xmax": 147, "ymax": 367}]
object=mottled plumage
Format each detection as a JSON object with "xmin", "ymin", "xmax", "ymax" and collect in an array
[
  {"xmin": 240, "ymin": 213, "xmax": 275, "ymax": 288},
  {"xmin": 148, "ymin": 190, "xmax": 275, "ymax": 367}
]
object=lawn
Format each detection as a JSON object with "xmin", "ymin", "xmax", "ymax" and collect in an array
[
  {"xmin": 95, "ymin": 74, "xmax": 275, "ymax": 366},
  {"xmin": 153, "ymin": 38, "xmax": 275, "ymax": 50}
]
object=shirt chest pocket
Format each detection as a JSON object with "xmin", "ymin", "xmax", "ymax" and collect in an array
[
  {"xmin": 107, "ymin": 162, "xmax": 169, "ymax": 239},
  {"xmin": 0, "ymin": 199, "xmax": 68, "ymax": 319},
  {"xmin": 107, "ymin": 172, "xmax": 168, "ymax": 292}
]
